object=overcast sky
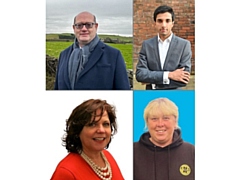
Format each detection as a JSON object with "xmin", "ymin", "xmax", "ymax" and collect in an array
[{"xmin": 46, "ymin": 0, "xmax": 133, "ymax": 36}]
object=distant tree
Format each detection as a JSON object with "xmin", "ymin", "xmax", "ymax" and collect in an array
[
  {"xmin": 104, "ymin": 37, "xmax": 113, "ymax": 43},
  {"xmin": 59, "ymin": 34, "xmax": 74, "ymax": 40}
]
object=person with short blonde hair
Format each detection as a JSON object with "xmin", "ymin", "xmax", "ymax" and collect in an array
[
  {"xmin": 143, "ymin": 98, "xmax": 179, "ymax": 129},
  {"xmin": 134, "ymin": 97, "xmax": 195, "ymax": 180}
]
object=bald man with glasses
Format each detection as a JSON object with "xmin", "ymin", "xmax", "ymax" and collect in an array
[{"xmin": 54, "ymin": 11, "xmax": 130, "ymax": 90}]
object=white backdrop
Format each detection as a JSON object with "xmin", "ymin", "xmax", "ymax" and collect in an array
[
  {"xmin": 1, "ymin": 0, "xmax": 240, "ymax": 179},
  {"xmin": 44, "ymin": 91, "xmax": 133, "ymax": 180},
  {"xmin": 0, "ymin": 91, "xmax": 132, "ymax": 180}
]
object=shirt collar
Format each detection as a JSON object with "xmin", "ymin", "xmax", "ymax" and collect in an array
[{"xmin": 158, "ymin": 32, "xmax": 173, "ymax": 43}]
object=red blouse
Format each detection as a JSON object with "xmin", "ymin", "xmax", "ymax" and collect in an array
[{"xmin": 51, "ymin": 150, "xmax": 124, "ymax": 180}]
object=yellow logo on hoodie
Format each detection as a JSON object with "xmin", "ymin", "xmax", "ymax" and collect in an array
[{"xmin": 179, "ymin": 164, "xmax": 191, "ymax": 176}]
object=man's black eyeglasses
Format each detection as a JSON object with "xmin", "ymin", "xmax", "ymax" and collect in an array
[{"xmin": 74, "ymin": 22, "xmax": 96, "ymax": 29}]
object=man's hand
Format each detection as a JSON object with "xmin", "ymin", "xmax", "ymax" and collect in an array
[{"xmin": 168, "ymin": 67, "xmax": 190, "ymax": 84}]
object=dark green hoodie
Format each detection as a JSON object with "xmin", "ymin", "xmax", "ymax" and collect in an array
[{"xmin": 134, "ymin": 129, "xmax": 195, "ymax": 180}]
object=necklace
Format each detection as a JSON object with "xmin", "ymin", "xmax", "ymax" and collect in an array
[{"xmin": 80, "ymin": 151, "xmax": 112, "ymax": 180}]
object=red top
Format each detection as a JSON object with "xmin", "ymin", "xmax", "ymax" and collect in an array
[{"xmin": 51, "ymin": 150, "xmax": 124, "ymax": 180}]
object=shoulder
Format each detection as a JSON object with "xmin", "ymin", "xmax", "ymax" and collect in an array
[
  {"xmin": 64, "ymin": 44, "xmax": 74, "ymax": 52},
  {"xmin": 55, "ymin": 153, "xmax": 80, "ymax": 166},
  {"xmin": 133, "ymin": 141, "xmax": 145, "ymax": 152},
  {"xmin": 181, "ymin": 141, "xmax": 195, "ymax": 151},
  {"xmin": 133, "ymin": 141, "xmax": 140, "ymax": 148},
  {"xmin": 51, "ymin": 153, "xmax": 79, "ymax": 179},
  {"xmin": 172, "ymin": 34, "xmax": 190, "ymax": 44},
  {"xmin": 179, "ymin": 142, "xmax": 195, "ymax": 161},
  {"xmin": 99, "ymin": 41, "xmax": 120, "ymax": 52}
]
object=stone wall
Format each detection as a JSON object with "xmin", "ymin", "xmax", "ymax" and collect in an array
[{"xmin": 46, "ymin": 55, "xmax": 133, "ymax": 89}]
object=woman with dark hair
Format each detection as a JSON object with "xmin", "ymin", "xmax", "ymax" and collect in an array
[{"xmin": 51, "ymin": 99, "xmax": 124, "ymax": 180}]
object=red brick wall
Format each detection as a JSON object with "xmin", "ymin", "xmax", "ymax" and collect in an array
[{"xmin": 133, "ymin": 0, "xmax": 195, "ymax": 74}]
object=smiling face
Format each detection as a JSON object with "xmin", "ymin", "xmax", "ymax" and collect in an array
[
  {"xmin": 155, "ymin": 12, "xmax": 174, "ymax": 41},
  {"xmin": 147, "ymin": 111, "xmax": 177, "ymax": 147},
  {"xmin": 79, "ymin": 109, "xmax": 111, "ymax": 155},
  {"xmin": 144, "ymin": 98, "xmax": 179, "ymax": 147},
  {"xmin": 73, "ymin": 12, "xmax": 98, "ymax": 47}
]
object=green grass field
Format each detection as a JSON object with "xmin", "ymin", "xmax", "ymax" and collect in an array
[
  {"xmin": 46, "ymin": 41, "xmax": 133, "ymax": 69},
  {"xmin": 46, "ymin": 33, "xmax": 132, "ymax": 42},
  {"xmin": 46, "ymin": 33, "xmax": 133, "ymax": 90}
]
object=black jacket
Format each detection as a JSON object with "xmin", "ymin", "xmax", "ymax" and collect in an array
[{"xmin": 134, "ymin": 129, "xmax": 195, "ymax": 180}]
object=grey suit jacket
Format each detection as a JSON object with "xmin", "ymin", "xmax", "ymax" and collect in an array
[{"xmin": 136, "ymin": 34, "xmax": 192, "ymax": 90}]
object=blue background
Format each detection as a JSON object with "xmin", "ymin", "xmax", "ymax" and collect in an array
[{"xmin": 133, "ymin": 90, "xmax": 195, "ymax": 145}]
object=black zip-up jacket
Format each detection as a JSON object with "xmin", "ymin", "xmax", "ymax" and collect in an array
[{"xmin": 134, "ymin": 129, "xmax": 195, "ymax": 180}]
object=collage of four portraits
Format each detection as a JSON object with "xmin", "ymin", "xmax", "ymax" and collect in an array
[{"xmin": 46, "ymin": 0, "xmax": 195, "ymax": 179}]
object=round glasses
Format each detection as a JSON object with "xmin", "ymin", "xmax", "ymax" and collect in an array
[{"xmin": 74, "ymin": 22, "xmax": 96, "ymax": 29}]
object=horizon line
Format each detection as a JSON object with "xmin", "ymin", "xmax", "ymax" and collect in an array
[{"xmin": 46, "ymin": 32, "xmax": 133, "ymax": 37}]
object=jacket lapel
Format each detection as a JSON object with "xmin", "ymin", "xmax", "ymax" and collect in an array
[
  {"xmin": 163, "ymin": 34, "xmax": 176, "ymax": 69},
  {"xmin": 77, "ymin": 41, "xmax": 103, "ymax": 78},
  {"xmin": 65, "ymin": 45, "xmax": 74, "ymax": 89},
  {"xmin": 152, "ymin": 36, "xmax": 162, "ymax": 70}
]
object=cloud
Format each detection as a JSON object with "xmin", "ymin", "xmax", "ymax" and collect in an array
[{"xmin": 46, "ymin": 0, "xmax": 132, "ymax": 36}]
